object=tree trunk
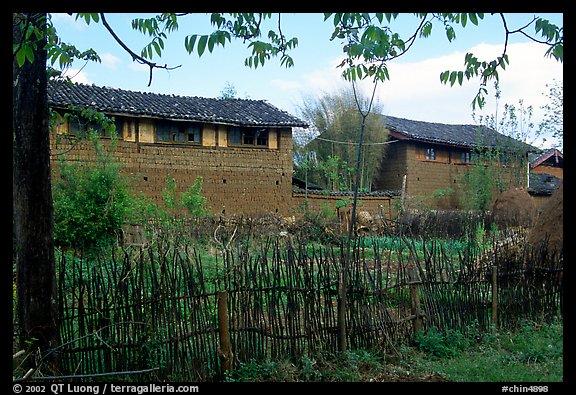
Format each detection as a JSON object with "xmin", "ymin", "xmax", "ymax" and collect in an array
[{"xmin": 13, "ymin": 13, "xmax": 59, "ymax": 373}]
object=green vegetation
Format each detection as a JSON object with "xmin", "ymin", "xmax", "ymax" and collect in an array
[
  {"xmin": 413, "ymin": 319, "xmax": 563, "ymax": 382},
  {"xmin": 52, "ymin": 133, "xmax": 136, "ymax": 251},
  {"xmin": 225, "ymin": 319, "xmax": 563, "ymax": 382},
  {"xmin": 52, "ymin": 130, "xmax": 209, "ymax": 253}
]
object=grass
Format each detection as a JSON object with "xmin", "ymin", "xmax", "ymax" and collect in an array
[
  {"xmin": 414, "ymin": 319, "xmax": 563, "ymax": 382},
  {"xmin": 224, "ymin": 319, "xmax": 563, "ymax": 382}
]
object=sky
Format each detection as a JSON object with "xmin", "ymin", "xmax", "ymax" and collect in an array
[{"xmin": 50, "ymin": 13, "xmax": 563, "ymax": 149}]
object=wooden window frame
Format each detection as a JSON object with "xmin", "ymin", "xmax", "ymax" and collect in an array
[
  {"xmin": 228, "ymin": 126, "xmax": 269, "ymax": 148},
  {"xmin": 68, "ymin": 116, "xmax": 123, "ymax": 140},
  {"xmin": 155, "ymin": 121, "xmax": 202, "ymax": 145},
  {"xmin": 460, "ymin": 151, "xmax": 471, "ymax": 163}
]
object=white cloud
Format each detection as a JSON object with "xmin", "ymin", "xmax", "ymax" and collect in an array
[
  {"xmin": 50, "ymin": 13, "xmax": 88, "ymax": 31},
  {"xmin": 366, "ymin": 41, "xmax": 562, "ymax": 126},
  {"xmin": 128, "ymin": 62, "xmax": 150, "ymax": 73},
  {"xmin": 279, "ymin": 41, "xmax": 562, "ymax": 127},
  {"xmin": 272, "ymin": 57, "xmax": 347, "ymax": 99},
  {"xmin": 61, "ymin": 68, "xmax": 92, "ymax": 85},
  {"xmin": 270, "ymin": 79, "xmax": 303, "ymax": 92},
  {"xmin": 100, "ymin": 53, "xmax": 122, "ymax": 70}
]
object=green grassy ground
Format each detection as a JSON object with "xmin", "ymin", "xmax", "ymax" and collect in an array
[{"xmin": 225, "ymin": 319, "xmax": 563, "ymax": 382}]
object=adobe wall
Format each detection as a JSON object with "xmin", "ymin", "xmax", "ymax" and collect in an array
[
  {"xmin": 373, "ymin": 140, "xmax": 408, "ymax": 191},
  {"xmin": 531, "ymin": 165, "xmax": 563, "ymax": 179},
  {"xmin": 404, "ymin": 144, "xmax": 470, "ymax": 209},
  {"xmin": 50, "ymin": 128, "xmax": 294, "ymax": 217},
  {"xmin": 375, "ymin": 142, "xmax": 528, "ymax": 210}
]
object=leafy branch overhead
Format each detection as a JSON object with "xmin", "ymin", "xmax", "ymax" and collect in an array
[
  {"xmin": 438, "ymin": 14, "xmax": 563, "ymax": 109},
  {"xmin": 43, "ymin": 13, "xmax": 563, "ymax": 108}
]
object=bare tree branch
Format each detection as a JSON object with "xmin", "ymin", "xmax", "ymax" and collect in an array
[{"xmin": 99, "ymin": 13, "xmax": 181, "ymax": 86}]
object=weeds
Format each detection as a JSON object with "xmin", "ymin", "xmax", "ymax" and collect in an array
[
  {"xmin": 225, "ymin": 320, "xmax": 562, "ymax": 382},
  {"xmin": 413, "ymin": 319, "xmax": 563, "ymax": 382}
]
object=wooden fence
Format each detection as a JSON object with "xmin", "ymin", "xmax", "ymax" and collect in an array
[{"xmin": 54, "ymin": 231, "xmax": 563, "ymax": 381}]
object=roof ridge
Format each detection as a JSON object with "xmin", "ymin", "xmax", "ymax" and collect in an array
[
  {"xmin": 47, "ymin": 79, "xmax": 308, "ymax": 128},
  {"xmin": 49, "ymin": 79, "xmax": 267, "ymax": 103}
]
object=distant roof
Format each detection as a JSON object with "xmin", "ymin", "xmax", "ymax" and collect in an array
[
  {"xmin": 47, "ymin": 80, "xmax": 308, "ymax": 128},
  {"xmin": 528, "ymin": 173, "xmax": 562, "ymax": 196},
  {"xmin": 528, "ymin": 148, "xmax": 563, "ymax": 168},
  {"xmin": 385, "ymin": 115, "xmax": 539, "ymax": 152}
]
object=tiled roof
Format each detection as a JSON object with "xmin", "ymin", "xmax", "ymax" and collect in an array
[
  {"xmin": 528, "ymin": 173, "xmax": 562, "ymax": 195},
  {"xmin": 385, "ymin": 115, "xmax": 539, "ymax": 152},
  {"xmin": 47, "ymin": 80, "xmax": 308, "ymax": 128},
  {"xmin": 528, "ymin": 148, "xmax": 563, "ymax": 168}
]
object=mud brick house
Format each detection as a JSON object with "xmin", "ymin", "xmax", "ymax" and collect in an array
[
  {"xmin": 373, "ymin": 115, "xmax": 539, "ymax": 209},
  {"xmin": 528, "ymin": 148, "xmax": 563, "ymax": 206},
  {"xmin": 48, "ymin": 80, "xmax": 307, "ymax": 216}
]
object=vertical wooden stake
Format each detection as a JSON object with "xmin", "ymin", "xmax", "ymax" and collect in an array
[
  {"xmin": 491, "ymin": 265, "xmax": 498, "ymax": 328},
  {"xmin": 337, "ymin": 271, "xmax": 347, "ymax": 353},
  {"xmin": 409, "ymin": 266, "xmax": 423, "ymax": 335},
  {"xmin": 217, "ymin": 290, "xmax": 233, "ymax": 378}
]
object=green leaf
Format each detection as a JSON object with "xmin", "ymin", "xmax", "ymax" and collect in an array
[
  {"xmin": 457, "ymin": 71, "xmax": 463, "ymax": 85},
  {"xmin": 449, "ymin": 71, "xmax": 457, "ymax": 86},
  {"xmin": 197, "ymin": 35, "xmax": 208, "ymax": 57},
  {"xmin": 546, "ymin": 43, "xmax": 563, "ymax": 61},
  {"xmin": 153, "ymin": 41, "xmax": 161, "ymax": 57},
  {"xmin": 460, "ymin": 13, "xmax": 467, "ymax": 28},
  {"xmin": 420, "ymin": 21, "xmax": 433, "ymax": 38},
  {"xmin": 445, "ymin": 26, "xmax": 456, "ymax": 42},
  {"xmin": 440, "ymin": 70, "xmax": 449, "ymax": 84},
  {"xmin": 16, "ymin": 48, "xmax": 27, "ymax": 67},
  {"xmin": 184, "ymin": 35, "xmax": 197, "ymax": 53},
  {"xmin": 469, "ymin": 13, "xmax": 479, "ymax": 26},
  {"xmin": 207, "ymin": 35, "xmax": 215, "ymax": 53},
  {"xmin": 381, "ymin": 66, "xmax": 390, "ymax": 81},
  {"xmin": 552, "ymin": 43, "xmax": 563, "ymax": 61}
]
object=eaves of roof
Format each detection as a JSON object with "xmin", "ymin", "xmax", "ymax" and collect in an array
[
  {"xmin": 384, "ymin": 115, "xmax": 539, "ymax": 153},
  {"xmin": 528, "ymin": 173, "xmax": 562, "ymax": 195},
  {"xmin": 529, "ymin": 148, "xmax": 563, "ymax": 168},
  {"xmin": 47, "ymin": 80, "xmax": 308, "ymax": 128}
]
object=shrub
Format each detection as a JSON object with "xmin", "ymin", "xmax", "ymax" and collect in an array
[
  {"xmin": 413, "ymin": 326, "xmax": 472, "ymax": 358},
  {"xmin": 53, "ymin": 152, "xmax": 134, "ymax": 251}
]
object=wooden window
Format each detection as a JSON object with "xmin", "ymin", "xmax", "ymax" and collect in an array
[
  {"xmin": 460, "ymin": 151, "xmax": 471, "ymax": 163},
  {"xmin": 228, "ymin": 126, "xmax": 269, "ymax": 147},
  {"xmin": 416, "ymin": 145, "xmax": 450, "ymax": 162},
  {"xmin": 69, "ymin": 116, "xmax": 123, "ymax": 139},
  {"xmin": 156, "ymin": 121, "xmax": 202, "ymax": 144}
]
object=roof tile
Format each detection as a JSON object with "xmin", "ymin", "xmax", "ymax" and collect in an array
[
  {"xmin": 385, "ymin": 115, "xmax": 538, "ymax": 152},
  {"xmin": 48, "ymin": 80, "xmax": 308, "ymax": 128}
]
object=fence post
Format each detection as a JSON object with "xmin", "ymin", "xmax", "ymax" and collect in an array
[
  {"xmin": 491, "ymin": 265, "xmax": 498, "ymax": 328},
  {"xmin": 409, "ymin": 266, "xmax": 423, "ymax": 334},
  {"xmin": 217, "ymin": 290, "xmax": 233, "ymax": 378},
  {"xmin": 337, "ymin": 271, "xmax": 347, "ymax": 353}
]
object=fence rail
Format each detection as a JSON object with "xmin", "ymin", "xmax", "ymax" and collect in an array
[{"xmin": 54, "ymin": 231, "xmax": 563, "ymax": 381}]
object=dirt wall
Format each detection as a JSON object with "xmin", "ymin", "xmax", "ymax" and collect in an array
[{"xmin": 50, "ymin": 129, "xmax": 295, "ymax": 217}]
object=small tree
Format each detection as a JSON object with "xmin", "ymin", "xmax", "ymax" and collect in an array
[
  {"xmin": 460, "ymin": 145, "xmax": 502, "ymax": 211},
  {"xmin": 52, "ymin": 114, "xmax": 136, "ymax": 252},
  {"xmin": 161, "ymin": 174, "xmax": 209, "ymax": 220},
  {"xmin": 298, "ymin": 86, "xmax": 388, "ymax": 191},
  {"xmin": 218, "ymin": 81, "xmax": 238, "ymax": 99},
  {"xmin": 538, "ymin": 78, "xmax": 563, "ymax": 150}
]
